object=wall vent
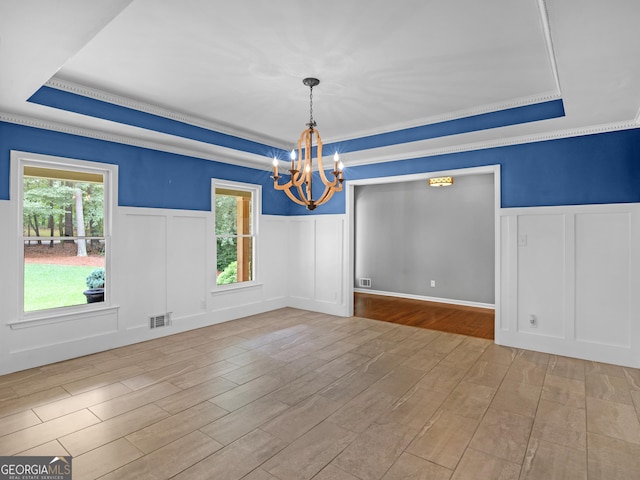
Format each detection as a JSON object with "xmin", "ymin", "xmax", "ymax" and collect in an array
[
  {"xmin": 359, "ymin": 278, "xmax": 372, "ymax": 288},
  {"xmin": 149, "ymin": 313, "xmax": 171, "ymax": 329}
]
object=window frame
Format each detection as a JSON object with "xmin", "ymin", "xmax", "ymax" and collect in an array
[
  {"xmin": 212, "ymin": 178, "xmax": 261, "ymax": 291},
  {"xmin": 11, "ymin": 151, "xmax": 117, "ymax": 322}
]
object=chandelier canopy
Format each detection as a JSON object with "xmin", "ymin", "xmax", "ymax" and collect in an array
[{"xmin": 272, "ymin": 78, "xmax": 344, "ymax": 211}]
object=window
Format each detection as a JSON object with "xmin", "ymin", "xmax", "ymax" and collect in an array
[
  {"xmin": 15, "ymin": 152, "xmax": 114, "ymax": 316},
  {"xmin": 213, "ymin": 180, "xmax": 260, "ymax": 287}
]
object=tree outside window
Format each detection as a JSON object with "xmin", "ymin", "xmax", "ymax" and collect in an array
[
  {"xmin": 22, "ymin": 166, "xmax": 106, "ymax": 311},
  {"xmin": 214, "ymin": 183, "xmax": 257, "ymax": 286}
]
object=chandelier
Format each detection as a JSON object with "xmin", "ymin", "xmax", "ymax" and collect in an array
[{"xmin": 272, "ymin": 78, "xmax": 344, "ymax": 210}]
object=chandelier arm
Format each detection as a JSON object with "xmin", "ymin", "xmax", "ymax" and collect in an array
[
  {"xmin": 291, "ymin": 169, "xmax": 305, "ymax": 187},
  {"xmin": 283, "ymin": 187, "xmax": 308, "ymax": 207},
  {"xmin": 314, "ymin": 130, "xmax": 331, "ymax": 186},
  {"xmin": 297, "ymin": 182, "xmax": 310, "ymax": 205},
  {"xmin": 314, "ymin": 184, "xmax": 333, "ymax": 206},
  {"xmin": 273, "ymin": 177, "xmax": 294, "ymax": 191},
  {"xmin": 315, "ymin": 178, "xmax": 343, "ymax": 206}
]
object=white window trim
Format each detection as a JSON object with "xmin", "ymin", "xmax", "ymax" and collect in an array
[
  {"xmin": 211, "ymin": 178, "xmax": 261, "ymax": 292},
  {"xmin": 10, "ymin": 151, "xmax": 118, "ymax": 323}
]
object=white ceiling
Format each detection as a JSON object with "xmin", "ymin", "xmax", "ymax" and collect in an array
[{"xmin": 1, "ymin": 0, "xmax": 639, "ymax": 168}]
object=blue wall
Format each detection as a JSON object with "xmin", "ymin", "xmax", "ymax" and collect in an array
[
  {"xmin": 0, "ymin": 121, "xmax": 291, "ymax": 214},
  {"xmin": 2, "ymin": 121, "xmax": 640, "ymax": 215}
]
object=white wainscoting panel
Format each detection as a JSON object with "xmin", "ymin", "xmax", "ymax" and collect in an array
[
  {"xmin": 315, "ymin": 216, "xmax": 344, "ymax": 305},
  {"xmin": 0, "ymin": 200, "xmax": 16, "ymax": 373},
  {"xmin": 117, "ymin": 211, "xmax": 168, "ymax": 330},
  {"xmin": 517, "ymin": 214, "xmax": 566, "ymax": 338},
  {"xmin": 288, "ymin": 215, "xmax": 349, "ymax": 316},
  {"xmin": 500, "ymin": 203, "xmax": 640, "ymax": 368},
  {"xmin": 260, "ymin": 216, "xmax": 289, "ymax": 303},
  {"xmin": 167, "ymin": 214, "xmax": 208, "ymax": 319},
  {"xmin": 288, "ymin": 219, "xmax": 316, "ymax": 301},
  {"xmin": 575, "ymin": 212, "xmax": 631, "ymax": 347}
]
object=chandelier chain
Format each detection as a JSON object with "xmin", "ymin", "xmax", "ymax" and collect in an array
[{"xmin": 308, "ymin": 84, "xmax": 316, "ymax": 128}]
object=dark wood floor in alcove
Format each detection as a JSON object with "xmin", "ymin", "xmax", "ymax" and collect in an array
[{"xmin": 354, "ymin": 292, "xmax": 495, "ymax": 340}]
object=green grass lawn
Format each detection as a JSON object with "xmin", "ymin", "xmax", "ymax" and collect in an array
[{"xmin": 24, "ymin": 263, "xmax": 97, "ymax": 311}]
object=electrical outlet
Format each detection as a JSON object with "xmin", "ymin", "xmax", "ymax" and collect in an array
[
  {"xmin": 529, "ymin": 314, "xmax": 537, "ymax": 328},
  {"xmin": 430, "ymin": 280, "xmax": 436, "ymax": 288}
]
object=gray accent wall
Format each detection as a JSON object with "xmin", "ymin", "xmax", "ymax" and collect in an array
[{"xmin": 354, "ymin": 174, "xmax": 495, "ymax": 304}]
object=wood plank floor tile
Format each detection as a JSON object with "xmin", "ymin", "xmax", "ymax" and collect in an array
[
  {"xmin": 154, "ymin": 376, "xmax": 237, "ymax": 414},
  {"xmin": 406, "ymin": 410, "xmax": 479, "ymax": 470},
  {"xmin": 10, "ymin": 365, "xmax": 103, "ymax": 396},
  {"xmin": 314, "ymin": 465, "xmax": 362, "ymax": 480},
  {"xmin": 468, "ymin": 408, "xmax": 533, "ymax": 464},
  {"xmin": 59, "ymin": 403, "xmax": 169, "ymax": 456},
  {"xmin": 165, "ymin": 360, "xmax": 239, "ymax": 389},
  {"xmin": 34, "ymin": 382, "xmax": 131, "ymax": 421},
  {"xmin": 263, "ymin": 421, "xmax": 357, "ymax": 480},
  {"xmin": 332, "ymin": 422, "xmax": 417, "ymax": 480},
  {"xmin": 101, "ymin": 431, "xmax": 223, "ymax": 480},
  {"xmin": 0, "ymin": 409, "xmax": 42, "ymax": 436},
  {"xmin": 587, "ymin": 432, "xmax": 640, "ymax": 479},
  {"xmin": 382, "ymin": 452, "xmax": 453, "ymax": 480},
  {"xmin": 520, "ymin": 438, "xmax": 587, "ymax": 480},
  {"xmin": 210, "ymin": 375, "xmax": 284, "ymax": 411},
  {"xmin": 0, "ymin": 409, "xmax": 100, "ymax": 455},
  {"xmin": 586, "ymin": 396, "xmax": 640, "ymax": 444},
  {"xmin": 0, "ymin": 387, "xmax": 71, "ymax": 419},
  {"xmin": 15, "ymin": 440, "xmax": 69, "ymax": 457},
  {"xmin": 125, "ymin": 401, "xmax": 227, "ymax": 453},
  {"xmin": 450, "ymin": 448, "xmax": 520, "ymax": 480},
  {"xmin": 262, "ymin": 394, "xmax": 342, "ymax": 442},
  {"xmin": 73, "ymin": 438, "xmax": 144, "ymax": 480},
  {"xmin": 61, "ymin": 365, "xmax": 142, "ymax": 395},
  {"xmin": 0, "ymin": 308, "xmax": 638, "ymax": 478},
  {"xmin": 172, "ymin": 428, "xmax": 287, "ymax": 480},
  {"xmin": 200, "ymin": 396, "xmax": 290, "ymax": 446},
  {"xmin": 89, "ymin": 381, "xmax": 181, "ymax": 421}
]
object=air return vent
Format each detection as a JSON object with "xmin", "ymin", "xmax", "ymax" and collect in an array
[
  {"xmin": 359, "ymin": 278, "xmax": 372, "ymax": 288},
  {"xmin": 149, "ymin": 313, "xmax": 171, "ymax": 329}
]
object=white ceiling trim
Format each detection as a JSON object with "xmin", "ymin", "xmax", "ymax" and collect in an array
[
  {"xmin": 45, "ymin": 78, "xmax": 286, "ymax": 149},
  {"xmin": 537, "ymin": 0, "xmax": 562, "ymax": 95},
  {"xmin": 3, "ymin": 110, "xmax": 637, "ymax": 173},
  {"xmin": 325, "ymin": 91, "xmax": 563, "ymax": 145},
  {"xmin": 0, "ymin": 111, "xmax": 268, "ymax": 170},
  {"xmin": 341, "ymin": 120, "xmax": 640, "ymax": 168},
  {"xmin": 44, "ymin": 78, "xmax": 562, "ymax": 150}
]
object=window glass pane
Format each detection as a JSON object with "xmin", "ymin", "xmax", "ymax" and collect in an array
[
  {"xmin": 23, "ymin": 241, "xmax": 106, "ymax": 311},
  {"xmin": 23, "ymin": 176, "xmax": 105, "ymax": 238},
  {"xmin": 22, "ymin": 167, "xmax": 106, "ymax": 312},
  {"xmin": 215, "ymin": 188, "xmax": 252, "ymax": 235},
  {"xmin": 216, "ymin": 237, "xmax": 253, "ymax": 285}
]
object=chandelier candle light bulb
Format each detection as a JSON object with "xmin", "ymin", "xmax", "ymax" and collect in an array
[{"xmin": 272, "ymin": 77, "xmax": 345, "ymax": 210}]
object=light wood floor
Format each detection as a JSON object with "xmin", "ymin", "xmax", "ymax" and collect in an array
[
  {"xmin": 1, "ymin": 308, "xmax": 639, "ymax": 479},
  {"xmin": 354, "ymin": 292, "xmax": 495, "ymax": 340}
]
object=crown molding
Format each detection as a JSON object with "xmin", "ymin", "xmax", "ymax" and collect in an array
[
  {"xmin": 0, "ymin": 111, "xmax": 270, "ymax": 170},
  {"xmin": 2, "ymin": 111, "xmax": 637, "ymax": 173},
  {"xmin": 325, "ymin": 91, "xmax": 563, "ymax": 144},
  {"xmin": 537, "ymin": 0, "xmax": 563, "ymax": 94},
  {"xmin": 44, "ymin": 77, "xmax": 289, "ymax": 150},
  {"xmin": 342, "ymin": 120, "xmax": 640, "ymax": 168},
  {"xmin": 46, "ymin": 78, "xmax": 563, "ymax": 150}
]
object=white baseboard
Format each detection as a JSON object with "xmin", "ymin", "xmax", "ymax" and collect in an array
[{"xmin": 353, "ymin": 288, "xmax": 495, "ymax": 310}]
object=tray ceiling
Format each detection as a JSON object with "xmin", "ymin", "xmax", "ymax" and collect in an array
[{"xmin": 1, "ymin": 0, "xmax": 639, "ymax": 168}]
